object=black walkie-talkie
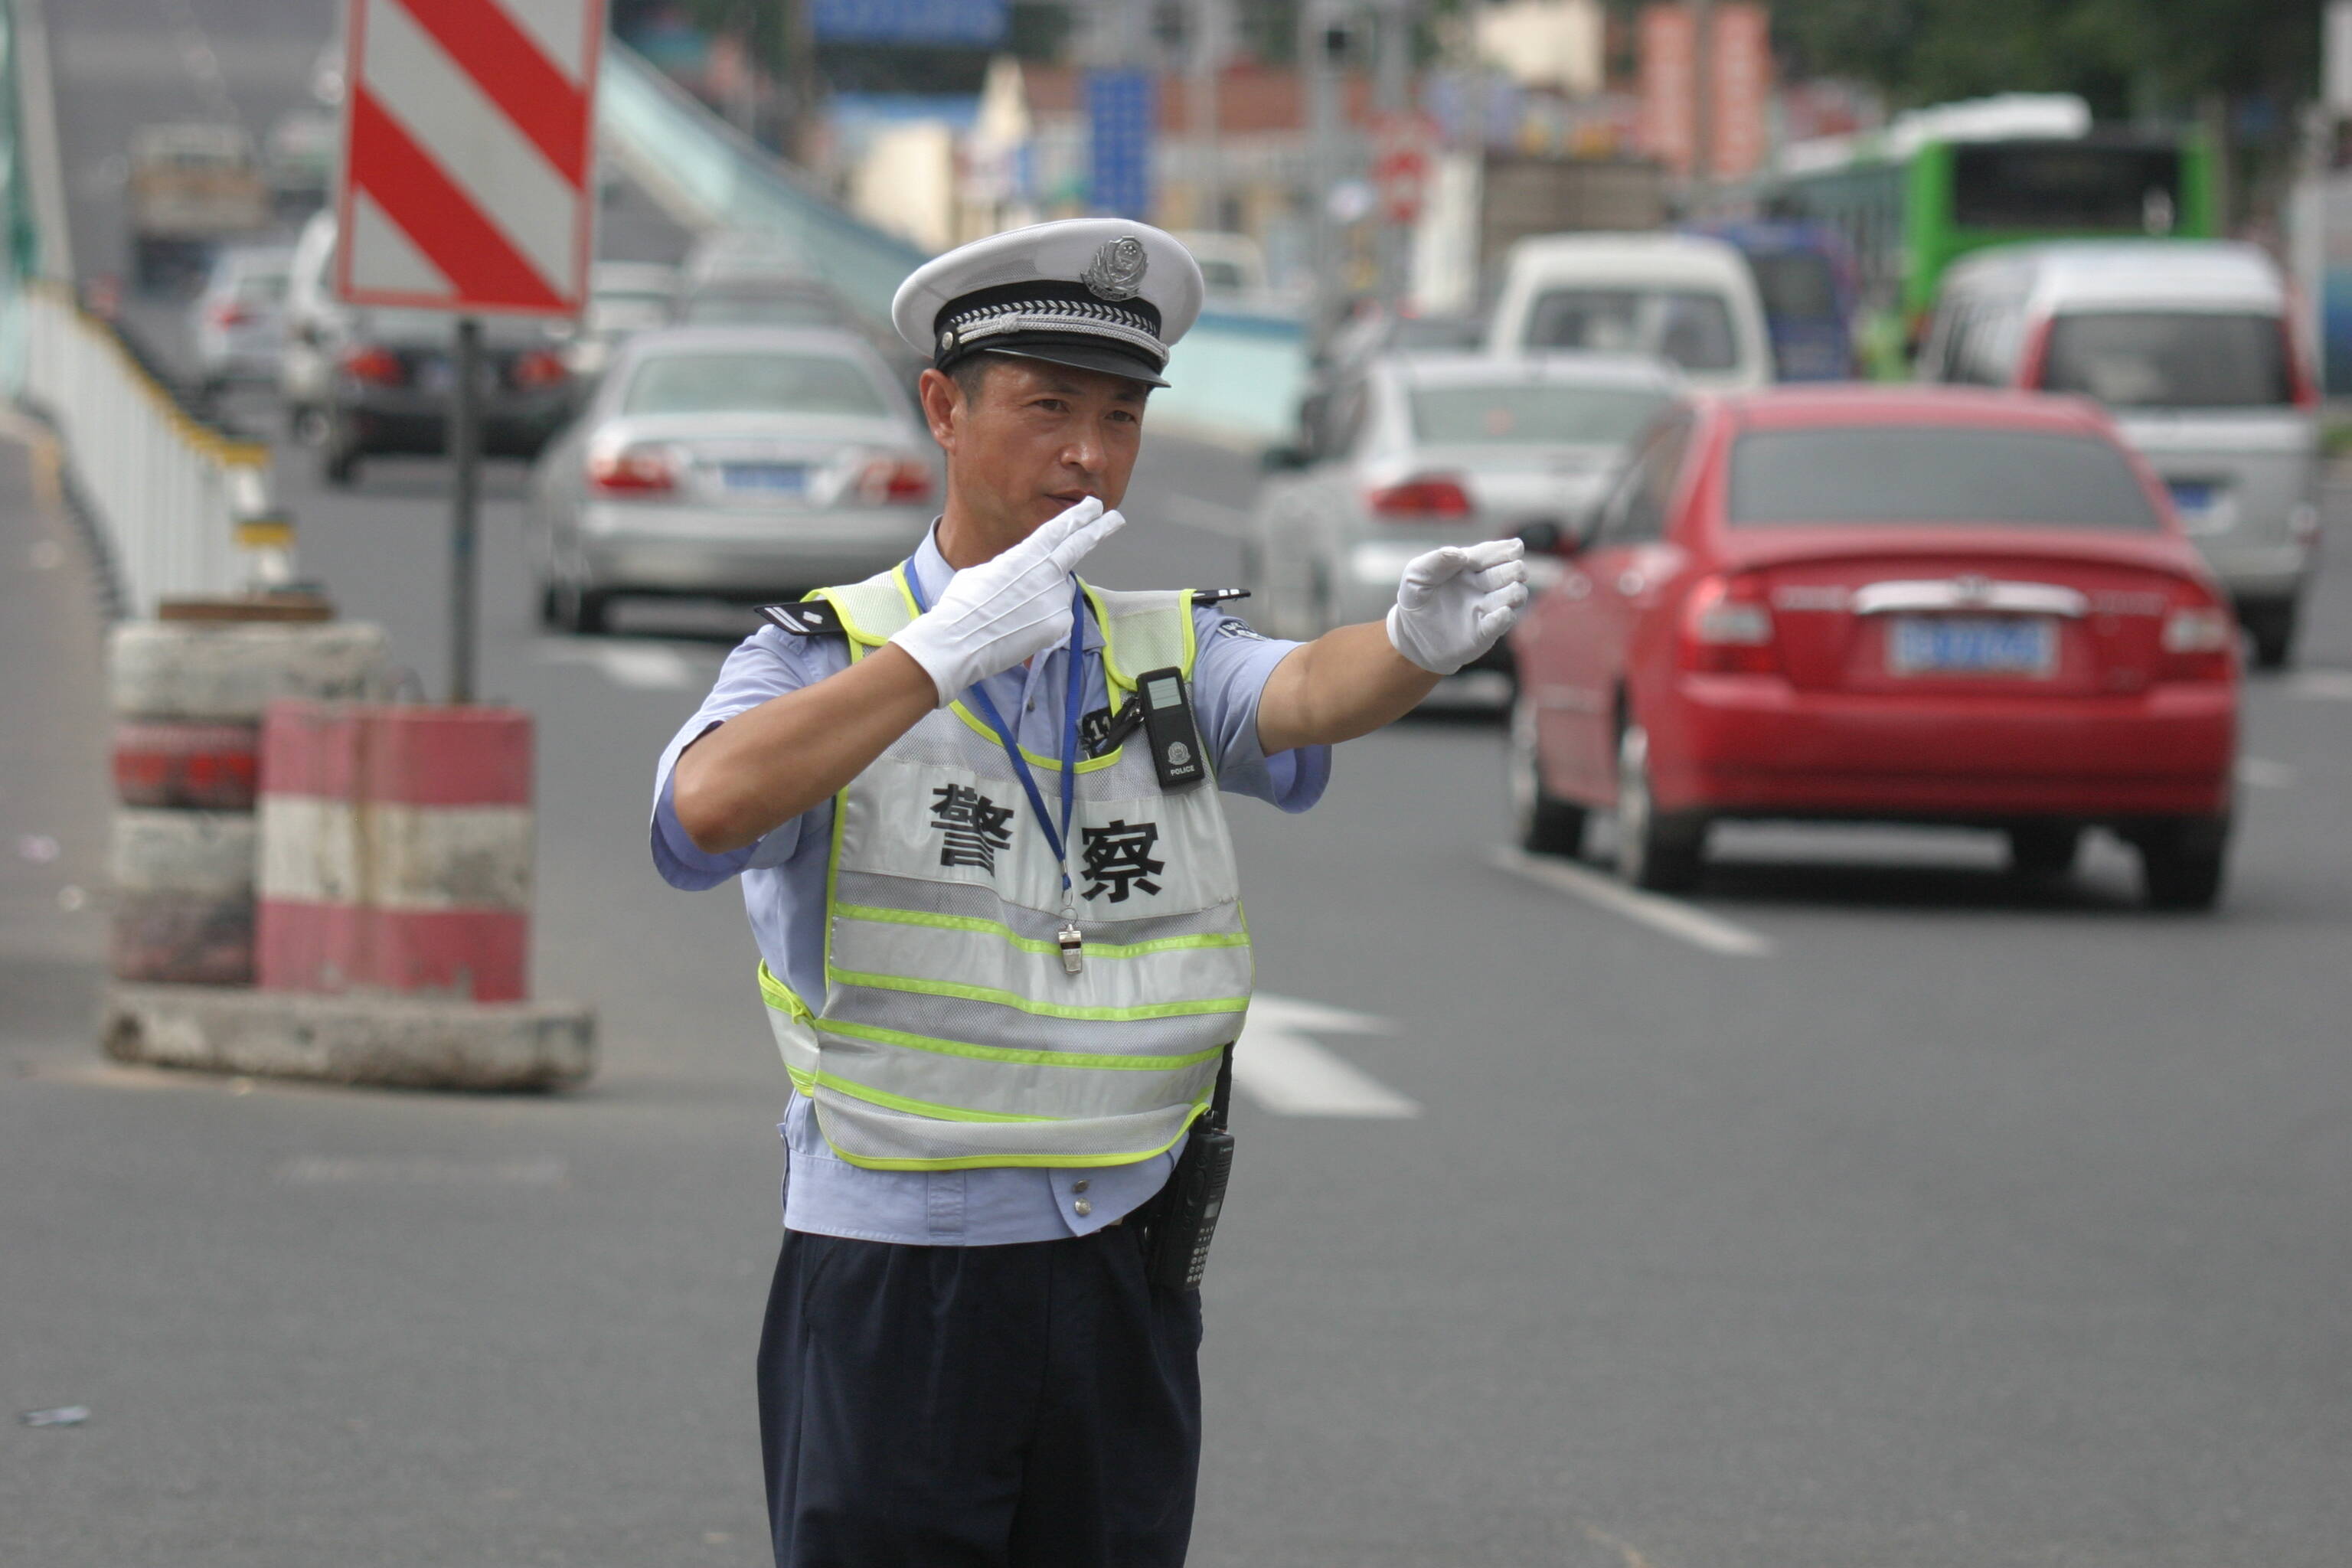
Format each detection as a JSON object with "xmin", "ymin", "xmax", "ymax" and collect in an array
[
  {"xmin": 1146, "ymin": 1049, "xmax": 1235, "ymax": 1292},
  {"xmin": 1135, "ymin": 666, "xmax": 1205, "ymax": 789}
]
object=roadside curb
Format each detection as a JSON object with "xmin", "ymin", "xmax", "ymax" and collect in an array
[{"xmin": 100, "ymin": 983, "xmax": 597, "ymax": 1091}]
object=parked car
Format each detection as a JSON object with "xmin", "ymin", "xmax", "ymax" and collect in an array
[
  {"xmin": 1486, "ymin": 232, "xmax": 1775, "ymax": 391},
  {"xmin": 1249, "ymin": 351, "xmax": 1681, "ymax": 682},
  {"xmin": 188, "ymin": 243, "xmax": 294, "ymax": 394},
  {"xmin": 525, "ymin": 326, "xmax": 938, "ymax": 633},
  {"xmin": 1919, "ymin": 240, "xmax": 2321, "ymax": 666},
  {"xmin": 1508, "ymin": 386, "xmax": 2239, "ymax": 907},
  {"xmin": 318, "ymin": 309, "xmax": 576, "ymax": 486},
  {"xmin": 279, "ymin": 207, "xmax": 343, "ymax": 434}
]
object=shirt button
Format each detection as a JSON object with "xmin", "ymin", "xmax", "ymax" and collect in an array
[
  {"xmin": 1073, "ymin": 1179, "xmax": 1089, "ymax": 1193},
  {"xmin": 1073, "ymin": 1198, "xmax": 1093, "ymax": 1217}
]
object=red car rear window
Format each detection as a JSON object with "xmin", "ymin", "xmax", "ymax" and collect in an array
[{"xmin": 1727, "ymin": 426, "xmax": 2161, "ymax": 530}]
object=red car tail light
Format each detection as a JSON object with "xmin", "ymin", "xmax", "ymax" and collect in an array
[
  {"xmin": 586, "ymin": 442, "xmax": 678, "ymax": 496},
  {"xmin": 511, "ymin": 348, "xmax": 570, "ymax": 390},
  {"xmin": 2158, "ymin": 598, "xmax": 2236, "ymax": 682},
  {"xmin": 1367, "ymin": 474, "xmax": 1474, "ymax": 521},
  {"xmin": 339, "ymin": 345, "xmax": 406, "ymax": 386},
  {"xmin": 1679, "ymin": 573, "xmax": 1779, "ymax": 675},
  {"xmin": 207, "ymin": 300, "xmax": 252, "ymax": 328},
  {"xmin": 857, "ymin": 454, "xmax": 934, "ymax": 506}
]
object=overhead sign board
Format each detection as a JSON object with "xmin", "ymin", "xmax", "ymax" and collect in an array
[
  {"xmin": 335, "ymin": 0, "xmax": 605, "ymax": 316},
  {"xmin": 811, "ymin": 0, "xmax": 1007, "ymax": 47},
  {"xmin": 1086, "ymin": 69, "xmax": 1155, "ymax": 220}
]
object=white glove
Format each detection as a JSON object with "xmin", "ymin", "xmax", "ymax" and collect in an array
[
  {"xmin": 1384, "ymin": 538, "xmax": 1530, "ymax": 675},
  {"xmin": 890, "ymin": 498, "xmax": 1126, "ymax": 705}
]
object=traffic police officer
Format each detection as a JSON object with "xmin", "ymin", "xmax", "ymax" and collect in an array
[{"xmin": 650, "ymin": 219, "xmax": 1527, "ymax": 1567}]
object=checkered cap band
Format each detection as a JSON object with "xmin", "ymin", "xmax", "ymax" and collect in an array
[{"xmin": 933, "ymin": 282, "xmax": 1168, "ymax": 371}]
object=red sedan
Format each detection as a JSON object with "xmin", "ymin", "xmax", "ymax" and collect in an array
[{"xmin": 1507, "ymin": 386, "xmax": 2239, "ymax": 907}]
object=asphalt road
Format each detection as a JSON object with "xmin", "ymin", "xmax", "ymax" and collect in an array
[{"xmin": 10, "ymin": 7, "xmax": 2352, "ymax": 1566}]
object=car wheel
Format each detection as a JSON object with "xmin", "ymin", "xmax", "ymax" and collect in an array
[
  {"xmin": 2135, "ymin": 815, "xmax": 2230, "ymax": 911},
  {"xmin": 2242, "ymin": 603, "xmax": 2298, "ymax": 671},
  {"xmin": 1508, "ymin": 688, "xmax": 1586, "ymax": 857},
  {"xmin": 2006, "ymin": 822, "xmax": 2083, "ymax": 880},
  {"xmin": 554, "ymin": 576, "xmax": 611, "ymax": 635},
  {"xmin": 1614, "ymin": 723, "xmax": 1704, "ymax": 893}
]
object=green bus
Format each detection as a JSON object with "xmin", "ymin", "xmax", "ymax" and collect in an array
[{"xmin": 1758, "ymin": 130, "xmax": 2221, "ymax": 376}]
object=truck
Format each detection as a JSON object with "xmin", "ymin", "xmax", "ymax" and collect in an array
[{"xmin": 127, "ymin": 122, "xmax": 272, "ymax": 292}]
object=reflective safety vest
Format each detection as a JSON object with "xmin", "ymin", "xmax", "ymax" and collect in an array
[{"xmin": 759, "ymin": 564, "xmax": 1253, "ymax": 1171}]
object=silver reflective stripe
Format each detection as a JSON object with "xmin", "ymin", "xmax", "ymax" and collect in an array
[
  {"xmin": 828, "ymin": 915, "xmax": 1253, "ymax": 1015},
  {"xmin": 806, "ymin": 1086, "xmax": 1205, "ymax": 1170}
]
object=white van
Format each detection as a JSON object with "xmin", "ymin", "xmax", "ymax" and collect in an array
[
  {"xmin": 1485, "ymin": 233, "xmax": 1775, "ymax": 392},
  {"xmin": 1921, "ymin": 240, "xmax": 2321, "ymax": 666}
]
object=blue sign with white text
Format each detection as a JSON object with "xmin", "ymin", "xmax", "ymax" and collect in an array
[
  {"xmin": 809, "ymin": 0, "xmax": 1007, "ymax": 46},
  {"xmin": 1086, "ymin": 70, "xmax": 1156, "ymax": 220}
]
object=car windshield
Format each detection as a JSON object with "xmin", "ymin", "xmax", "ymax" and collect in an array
[
  {"xmin": 1524, "ymin": 287, "xmax": 1739, "ymax": 371},
  {"xmin": 678, "ymin": 293, "xmax": 841, "ymax": 328},
  {"xmin": 1729, "ymin": 426, "xmax": 2161, "ymax": 530},
  {"xmin": 622, "ymin": 351, "xmax": 889, "ymax": 418},
  {"xmin": 1410, "ymin": 384, "xmax": 1671, "ymax": 446},
  {"xmin": 1746, "ymin": 252, "xmax": 1841, "ymax": 321},
  {"xmin": 2041, "ymin": 312, "xmax": 2292, "ymax": 408}
]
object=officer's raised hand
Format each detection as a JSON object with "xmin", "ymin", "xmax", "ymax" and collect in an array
[
  {"xmin": 1385, "ymin": 537, "xmax": 1532, "ymax": 675},
  {"xmin": 890, "ymin": 495, "xmax": 1126, "ymax": 705}
]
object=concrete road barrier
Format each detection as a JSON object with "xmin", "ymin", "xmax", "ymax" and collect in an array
[
  {"xmin": 113, "ymin": 720, "xmax": 260, "ymax": 809},
  {"xmin": 101, "ymin": 984, "xmax": 596, "ymax": 1090},
  {"xmin": 109, "ymin": 808, "xmax": 256, "ymax": 985},
  {"xmin": 109, "ymin": 620, "xmax": 387, "ymax": 721}
]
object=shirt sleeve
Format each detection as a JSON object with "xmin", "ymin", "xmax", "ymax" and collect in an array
[
  {"xmin": 1187, "ymin": 603, "xmax": 1331, "ymax": 814},
  {"xmin": 648, "ymin": 626, "xmax": 827, "ymax": 890}
]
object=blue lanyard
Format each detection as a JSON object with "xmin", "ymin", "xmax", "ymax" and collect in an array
[{"xmin": 901, "ymin": 560, "xmax": 1088, "ymax": 893}]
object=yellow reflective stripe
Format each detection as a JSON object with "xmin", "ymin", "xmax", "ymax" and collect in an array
[
  {"xmin": 833, "ymin": 901, "xmax": 1250, "ymax": 959},
  {"xmin": 811, "ymin": 1067, "xmax": 1058, "ymax": 1123},
  {"xmin": 821, "ymin": 1014, "xmax": 1230, "ymax": 1073},
  {"xmin": 830, "ymin": 966, "xmax": 1249, "ymax": 1023},
  {"xmin": 756, "ymin": 961, "xmax": 814, "ymax": 1018},
  {"xmin": 824, "ymin": 1099, "xmax": 1211, "ymax": 1171},
  {"xmin": 942, "ymin": 699, "xmax": 1125, "ymax": 773},
  {"xmin": 890, "ymin": 564, "xmax": 922, "ymax": 623}
]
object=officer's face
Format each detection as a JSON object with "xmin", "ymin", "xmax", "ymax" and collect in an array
[{"xmin": 923, "ymin": 358, "xmax": 1148, "ymax": 537}]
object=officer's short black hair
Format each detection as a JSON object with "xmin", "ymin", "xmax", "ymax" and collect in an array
[{"xmin": 948, "ymin": 351, "xmax": 1011, "ymax": 406}]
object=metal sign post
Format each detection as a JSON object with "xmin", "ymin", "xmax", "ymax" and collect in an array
[{"xmin": 448, "ymin": 317, "xmax": 482, "ymax": 704}]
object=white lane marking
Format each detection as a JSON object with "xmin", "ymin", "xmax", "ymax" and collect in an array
[
  {"xmin": 538, "ymin": 640, "xmax": 703, "ymax": 690},
  {"xmin": 1164, "ymin": 495, "xmax": 1252, "ymax": 538},
  {"xmin": 274, "ymin": 1155, "xmax": 568, "ymax": 1187},
  {"xmin": 1485, "ymin": 844, "xmax": 1774, "ymax": 957},
  {"xmin": 2237, "ymin": 756, "xmax": 2298, "ymax": 789},
  {"xmin": 1233, "ymin": 995, "xmax": 1419, "ymax": 1119},
  {"xmin": 2288, "ymin": 671, "xmax": 2352, "ymax": 701}
]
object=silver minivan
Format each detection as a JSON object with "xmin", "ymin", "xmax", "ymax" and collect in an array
[{"xmin": 1921, "ymin": 241, "xmax": 2321, "ymax": 666}]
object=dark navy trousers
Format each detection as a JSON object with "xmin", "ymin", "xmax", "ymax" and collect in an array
[{"xmin": 756, "ymin": 1225, "xmax": 1204, "ymax": 1568}]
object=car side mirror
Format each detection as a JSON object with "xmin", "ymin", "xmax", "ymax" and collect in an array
[{"xmin": 1261, "ymin": 443, "xmax": 1312, "ymax": 472}]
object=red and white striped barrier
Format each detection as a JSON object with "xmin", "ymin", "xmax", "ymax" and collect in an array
[
  {"xmin": 257, "ymin": 702, "xmax": 534, "ymax": 1004},
  {"xmin": 114, "ymin": 721, "xmax": 260, "ymax": 810}
]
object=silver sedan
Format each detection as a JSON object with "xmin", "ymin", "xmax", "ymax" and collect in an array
[
  {"xmin": 528, "ymin": 327, "xmax": 938, "ymax": 634},
  {"xmin": 1245, "ymin": 352, "xmax": 1681, "ymax": 679}
]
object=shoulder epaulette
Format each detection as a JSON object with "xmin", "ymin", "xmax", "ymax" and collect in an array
[
  {"xmin": 1190, "ymin": 587, "xmax": 1251, "ymax": 604},
  {"xmin": 759, "ymin": 600, "xmax": 844, "ymax": 637}
]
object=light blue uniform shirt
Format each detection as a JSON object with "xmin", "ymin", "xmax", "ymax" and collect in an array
[{"xmin": 650, "ymin": 527, "xmax": 1329, "ymax": 1245}]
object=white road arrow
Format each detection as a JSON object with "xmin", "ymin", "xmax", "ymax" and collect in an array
[{"xmin": 1231, "ymin": 995, "xmax": 1420, "ymax": 1119}]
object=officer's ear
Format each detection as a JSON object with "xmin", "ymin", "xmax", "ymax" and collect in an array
[{"xmin": 918, "ymin": 368, "xmax": 963, "ymax": 451}]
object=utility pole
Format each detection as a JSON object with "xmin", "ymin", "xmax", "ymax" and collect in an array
[
  {"xmin": 1688, "ymin": 0, "xmax": 1714, "ymax": 214},
  {"xmin": 1302, "ymin": 0, "xmax": 1344, "ymax": 354},
  {"xmin": 1190, "ymin": 0, "xmax": 1227, "ymax": 230},
  {"xmin": 447, "ymin": 316, "xmax": 482, "ymax": 704},
  {"xmin": 1371, "ymin": 0, "xmax": 1414, "ymax": 308}
]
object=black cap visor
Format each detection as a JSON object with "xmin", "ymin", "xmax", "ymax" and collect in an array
[{"xmin": 961, "ymin": 338, "xmax": 1169, "ymax": 390}]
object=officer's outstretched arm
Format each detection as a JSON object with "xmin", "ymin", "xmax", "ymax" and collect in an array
[
  {"xmin": 674, "ymin": 500, "xmax": 1125, "ymax": 854},
  {"xmin": 1256, "ymin": 539, "xmax": 1527, "ymax": 754}
]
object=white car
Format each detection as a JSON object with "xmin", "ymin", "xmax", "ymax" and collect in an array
[
  {"xmin": 1485, "ymin": 232, "xmax": 1775, "ymax": 391},
  {"xmin": 188, "ymin": 243, "xmax": 293, "ymax": 394},
  {"xmin": 1246, "ymin": 351, "xmax": 1682, "ymax": 679},
  {"xmin": 527, "ymin": 327, "xmax": 939, "ymax": 634}
]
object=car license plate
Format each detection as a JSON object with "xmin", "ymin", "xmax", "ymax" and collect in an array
[
  {"xmin": 722, "ymin": 462, "xmax": 808, "ymax": 494},
  {"xmin": 1886, "ymin": 616, "xmax": 2056, "ymax": 677},
  {"xmin": 2166, "ymin": 479, "xmax": 2216, "ymax": 515},
  {"xmin": 413, "ymin": 357, "xmax": 452, "ymax": 394}
]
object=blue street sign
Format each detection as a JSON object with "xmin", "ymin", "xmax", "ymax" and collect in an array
[
  {"xmin": 810, "ymin": 0, "xmax": 1007, "ymax": 46},
  {"xmin": 1086, "ymin": 69, "xmax": 1156, "ymax": 219}
]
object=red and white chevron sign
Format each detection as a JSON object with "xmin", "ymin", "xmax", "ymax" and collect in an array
[{"xmin": 334, "ymin": 0, "xmax": 605, "ymax": 315}]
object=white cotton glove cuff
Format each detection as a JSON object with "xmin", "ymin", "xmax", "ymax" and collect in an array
[
  {"xmin": 1384, "ymin": 538, "xmax": 1532, "ymax": 675},
  {"xmin": 888, "ymin": 498, "xmax": 1126, "ymax": 706}
]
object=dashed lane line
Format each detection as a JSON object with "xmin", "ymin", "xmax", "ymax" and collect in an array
[
  {"xmin": 1232, "ymin": 995, "xmax": 1420, "ymax": 1119},
  {"xmin": 1485, "ymin": 845, "xmax": 1775, "ymax": 958},
  {"xmin": 2237, "ymin": 756, "xmax": 2298, "ymax": 789},
  {"xmin": 2288, "ymin": 670, "xmax": 2352, "ymax": 702}
]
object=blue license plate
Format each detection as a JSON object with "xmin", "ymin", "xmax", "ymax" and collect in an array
[
  {"xmin": 1887, "ymin": 616, "xmax": 2056, "ymax": 677},
  {"xmin": 723, "ymin": 462, "xmax": 808, "ymax": 493},
  {"xmin": 2167, "ymin": 480, "xmax": 2216, "ymax": 514}
]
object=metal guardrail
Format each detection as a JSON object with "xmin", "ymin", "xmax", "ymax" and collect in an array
[{"xmin": 17, "ymin": 282, "xmax": 273, "ymax": 612}]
